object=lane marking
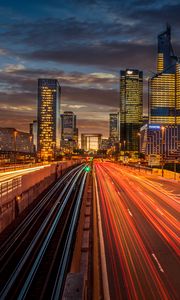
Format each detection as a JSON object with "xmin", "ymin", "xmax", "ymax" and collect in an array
[
  {"xmin": 94, "ymin": 174, "xmax": 111, "ymax": 300},
  {"xmin": 128, "ymin": 209, "xmax": 133, "ymax": 217},
  {"xmin": 152, "ymin": 253, "xmax": 164, "ymax": 273}
]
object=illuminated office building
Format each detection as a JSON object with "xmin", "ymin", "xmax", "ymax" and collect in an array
[
  {"xmin": 61, "ymin": 111, "xmax": 78, "ymax": 149},
  {"xmin": 109, "ymin": 113, "xmax": 120, "ymax": 145},
  {"xmin": 29, "ymin": 120, "xmax": 37, "ymax": 151},
  {"xmin": 37, "ymin": 79, "xmax": 61, "ymax": 160},
  {"xmin": 140, "ymin": 124, "xmax": 180, "ymax": 160},
  {"xmin": 150, "ymin": 25, "xmax": 180, "ymax": 125},
  {"xmin": 0, "ymin": 127, "xmax": 33, "ymax": 153},
  {"xmin": 120, "ymin": 69, "xmax": 143, "ymax": 151}
]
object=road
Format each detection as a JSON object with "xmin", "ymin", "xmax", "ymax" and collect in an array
[{"xmin": 94, "ymin": 162, "xmax": 180, "ymax": 300}]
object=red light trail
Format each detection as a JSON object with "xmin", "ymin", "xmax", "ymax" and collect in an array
[{"xmin": 94, "ymin": 162, "xmax": 179, "ymax": 300}]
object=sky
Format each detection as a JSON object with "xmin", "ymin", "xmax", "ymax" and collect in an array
[{"xmin": 0, "ymin": 0, "xmax": 179, "ymax": 138}]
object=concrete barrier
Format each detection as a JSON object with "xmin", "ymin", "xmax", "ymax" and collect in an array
[{"xmin": 152, "ymin": 168, "xmax": 180, "ymax": 181}]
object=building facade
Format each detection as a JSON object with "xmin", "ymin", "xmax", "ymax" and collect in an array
[
  {"xmin": 0, "ymin": 127, "xmax": 34, "ymax": 153},
  {"xmin": 81, "ymin": 134, "xmax": 102, "ymax": 151},
  {"xmin": 109, "ymin": 113, "xmax": 120, "ymax": 145},
  {"xmin": 150, "ymin": 25, "xmax": 180, "ymax": 125},
  {"xmin": 120, "ymin": 69, "xmax": 143, "ymax": 151},
  {"xmin": 30, "ymin": 120, "xmax": 37, "ymax": 151},
  {"xmin": 100, "ymin": 139, "xmax": 111, "ymax": 150},
  {"xmin": 37, "ymin": 79, "xmax": 61, "ymax": 160},
  {"xmin": 140, "ymin": 124, "xmax": 180, "ymax": 160},
  {"xmin": 61, "ymin": 111, "xmax": 78, "ymax": 150}
]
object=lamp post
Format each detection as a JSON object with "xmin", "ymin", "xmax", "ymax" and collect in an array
[
  {"xmin": 119, "ymin": 142, "xmax": 121, "ymax": 162},
  {"xmin": 161, "ymin": 126, "xmax": 165, "ymax": 177},
  {"xmin": 29, "ymin": 135, "xmax": 33, "ymax": 164},
  {"xmin": 137, "ymin": 132, "xmax": 141, "ymax": 159},
  {"xmin": 14, "ymin": 130, "xmax": 18, "ymax": 168},
  {"xmin": 123, "ymin": 140, "xmax": 126, "ymax": 163},
  {"xmin": 137, "ymin": 132, "xmax": 141, "ymax": 171},
  {"xmin": 174, "ymin": 160, "xmax": 177, "ymax": 180}
]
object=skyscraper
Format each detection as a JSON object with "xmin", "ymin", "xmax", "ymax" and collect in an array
[
  {"xmin": 61, "ymin": 111, "xmax": 78, "ymax": 149},
  {"xmin": 150, "ymin": 25, "xmax": 180, "ymax": 125},
  {"xmin": 120, "ymin": 69, "xmax": 143, "ymax": 151},
  {"xmin": 37, "ymin": 79, "xmax": 61, "ymax": 160},
  {"xmin": 109, "ymin": 113, "xmax": 120, "ymax": 145}
]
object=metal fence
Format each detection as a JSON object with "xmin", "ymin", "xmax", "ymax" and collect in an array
[{"xmin": 0, "ymin": 177, "xmax": 22, "ymax": 214}]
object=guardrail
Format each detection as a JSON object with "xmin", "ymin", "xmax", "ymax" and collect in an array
[{"xmin": 0, "ymin": 177, "xmax": 22, "ymax": 210}]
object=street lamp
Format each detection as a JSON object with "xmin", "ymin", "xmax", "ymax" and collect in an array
[
  {"xmin": 161, "ymin": 126, "xmax": 165, "ymax": 177},
  {"xmin": 119, "ymin": 142, "xmax": 121, "ymax": 162},
  {"xmin": 14, "ymin": 130, "xmax": 18, "ymax": 168},
  {"xmin": 29, "ymin": 135, "xmax": 33, "ymax": 164},
  {"xmin": 137, "ymin": 132, "xmax": 141, "ymax": 159},
  {"xmin": 123, "ymin": 140, "xmax": 126, "ymax": 163}
]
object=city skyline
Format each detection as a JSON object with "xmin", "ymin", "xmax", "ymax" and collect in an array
[{"xmin": 0, "ymin": 0, "xmax": 180, "ymax": 138}]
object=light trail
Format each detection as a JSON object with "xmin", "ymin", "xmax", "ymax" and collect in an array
[
  {"xmin": 94, "ymin": 162, "xmax": 180, "ymax": 300},
  {"xmin": 0, "ymin": 165, "xmax": 51, "ymax": 183}
]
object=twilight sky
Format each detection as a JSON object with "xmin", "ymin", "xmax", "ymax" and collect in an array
[{"xmin": 0, "ymin": 0, "xmax": 179, "ymax": 138}]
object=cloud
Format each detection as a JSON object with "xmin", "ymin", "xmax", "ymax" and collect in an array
[
  {"xmin": 3, "ymin": 63, "xmax": 26, "ymax": 73},
  {"xmin": 0, "ymin": 0, "xmax": 179, "ymax": 136},
  {"xmin": 0, "ymin": 49, "xmax": 7, "ymax": 55},
  {"xmin": 20, "ymin": 42, "xmax": 157, "ymax": 71},
  {"xmin": 68, "ymin": 104, "xmax": 87, "ymax": 109}
]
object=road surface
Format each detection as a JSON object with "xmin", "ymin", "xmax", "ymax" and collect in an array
[{"xmin": 94, "ymin": 162, "xmax": 179, "ymax": 300}]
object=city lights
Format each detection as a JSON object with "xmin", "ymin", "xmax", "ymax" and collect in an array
[{"xmin": 0, "ymin": 2, "xmax": 179, "ymax": 300}]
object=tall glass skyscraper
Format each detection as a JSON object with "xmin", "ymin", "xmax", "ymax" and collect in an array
[
  {"xmin": 109, "ymin": 113, "xmax": 120, "ymax": 145},
  {"xmin": 150, "ymin": 25, "xmax": 180, "ymax": 125},
  {"xmin": 37, "ymin": 79, "xmax": 61, "ymax": 160},
  {"xmin": 61, "ymin": 111, "xmax": 78, "ymax": 149},
  {"xmin": 120, "ymin": 69, "xmax": 143, "ymax": 151}
]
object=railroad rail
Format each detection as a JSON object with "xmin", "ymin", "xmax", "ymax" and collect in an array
[{"xmin": 0, "ymin": 164, "xmax": 87, "ymax": 299}]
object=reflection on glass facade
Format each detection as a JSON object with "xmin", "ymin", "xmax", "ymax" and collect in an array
[
  {"xmin": 61, "ymin": 111, "xmax": 78, "ymax": 149},
  {"xmin": 120, "ymin": 69, "xmax": 143, "ymax": 151},
  {"xmin": 140, "ymin": 124, "xmax": 180, "ymax": 159},
  {"xmin": 150, "ymin": 25, "xmax": 180, "ymax": 125},
  {"xmin": 37, "ymin": 79, "xmax": 61, "ymax": 160},
  {"xmin": 109, "ymin": 113, "xmax": 120, "ymax": 145}
]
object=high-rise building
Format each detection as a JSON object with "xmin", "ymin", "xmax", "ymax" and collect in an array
[
  {"xmin": 150, "ymin": 25, "xmax": 180, "ymax": 125},
  {"xmin": 140, "ymin": 124, "xmax": 180, "ymax": 160},
  {"xmin": 37, "ymin": 79, "xmax": 61, "ymax": 160},
  {"xmin": 61, "ymin": 111, "xmax": 78, "ymax": 150},
  {"xmin": 109, "ymin": 113, "xmax": 120, "ymax": 145},
  {"xmin": 29, "ymin": 120, "xmax": 37, "ymax": 151},
  {"xmin": 0, "ymin": 128, "xmax": 34, "ymax": 153},
  {"xmin": 120, "ymin": 69, "xmax": 143, "ymax": 151}
]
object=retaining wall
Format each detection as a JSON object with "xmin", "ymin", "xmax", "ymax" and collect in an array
[{"xmin": 0, "ymin": 160, "xmax": 81, "ymax": 233}]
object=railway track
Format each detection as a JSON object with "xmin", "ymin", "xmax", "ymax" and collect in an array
[{"xmin": 0, "ymin": 164, "xmax": 87, "ymax": 300}]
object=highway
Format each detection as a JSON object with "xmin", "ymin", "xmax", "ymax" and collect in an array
[{"xmin": 94, "ymin": 162, "xmax": 180, "ymax": 300}]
